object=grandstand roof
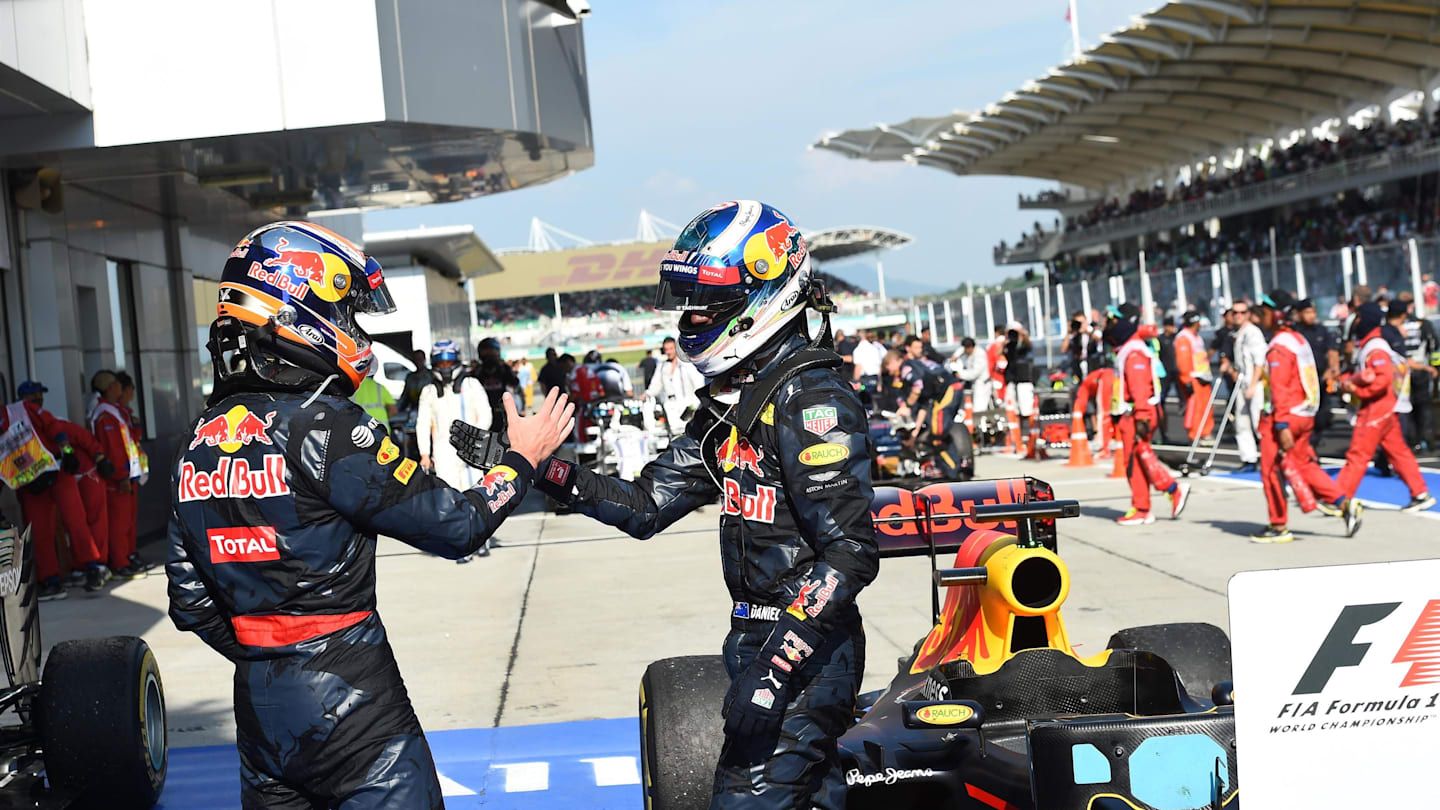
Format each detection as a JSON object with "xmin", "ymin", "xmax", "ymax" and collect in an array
[
  {"xmin": 807, "ymin": 226, "xmax": 914, "ymax": 261},
  {"xmin": 364, "ymin": 225, "xmax": 503, "ymax": 281},
  {"xmin": 812, "ymin": 0, "xmax": 1440, "ymax": 190}
]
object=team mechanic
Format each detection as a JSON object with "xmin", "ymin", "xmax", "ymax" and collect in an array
[
  {"xmin": 527, "ymin": 201, "xmax": 878, "ymax": 808},
  {"xmin": 165, "ymin": 222, "xmax": 573, "ymax": 809}
]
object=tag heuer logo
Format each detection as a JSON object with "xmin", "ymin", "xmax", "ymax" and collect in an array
[{"xmin": 802, "ymin": 406, "xmax": 838, "ymax": 436}]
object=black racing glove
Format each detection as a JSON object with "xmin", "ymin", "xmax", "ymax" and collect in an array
[
  {"xmin": 532, "ymin": 456, "xmax": 578, "ymax": 504},
  {"xmin": 448, "ymin": 421, "xmax": 508, "ymax": 470},
  {"xmin": 1179, "ymin": 381, "xmax": 1194, "ymax": 398},
  {"xmin": 59, "ymin": 447, "xmax": 79, "ymax": 474},
  {"xmin": 722, "ymin": 615, "xmax": 823, "ymax": 739},
  {"xmin": 1134, "ymin": 419, "xmax": 1151, "ymax": 441},
  {"xmin": 95, "ymin": 454, "xmax": 117, "ymax": 480}
]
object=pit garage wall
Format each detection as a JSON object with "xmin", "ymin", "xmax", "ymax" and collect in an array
[{"xmin": 12, "ymin": 179, "xmax": 258, "ymax": 540}]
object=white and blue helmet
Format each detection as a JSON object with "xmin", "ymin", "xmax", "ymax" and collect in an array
[{"xmin": 654, "ymin": 200, "xmax": 813, "ymax": 378}]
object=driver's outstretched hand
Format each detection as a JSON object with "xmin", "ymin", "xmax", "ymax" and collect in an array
[{"xmin": 504, "ymin": 388, "xmax": 574, "ymax": 468}]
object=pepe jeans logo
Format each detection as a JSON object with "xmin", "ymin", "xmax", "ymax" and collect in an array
[
  {"xmin": 1271, "ymin": 600, "xmax": 1440, "ymax": 734},
  {"xmin": 845, "ymin": 767, "xmax": 935, "ymax": 787}
]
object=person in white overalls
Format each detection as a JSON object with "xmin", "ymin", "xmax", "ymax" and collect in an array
[{"xmin": 416, "ymin": 340, "xmax": 493, "ymax": 557}]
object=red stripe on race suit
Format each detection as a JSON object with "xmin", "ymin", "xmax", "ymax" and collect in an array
[{"xmin": 232, "ymin": 610, "xmax": 373, "ymax": 647}]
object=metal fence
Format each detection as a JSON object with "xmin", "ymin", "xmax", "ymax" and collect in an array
[{"xmin": 914, "ymin": 235, "xmax": 1440, "ymax": 356}]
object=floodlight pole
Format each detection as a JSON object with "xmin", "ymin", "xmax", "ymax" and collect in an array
[
  {"xmin": 553, "ymin": 291, "xmax": 562, "ymax": 320},
  {"xmin": 1068, "ymin": 0, "xmax": 1082, "ymax": 59},
  {"xmin": 876, "ymin": 259, "xmax": 888, "ymax": 302}
]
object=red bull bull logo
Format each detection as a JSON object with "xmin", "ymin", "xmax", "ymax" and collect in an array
[
  {"xmin": 479, "ymin": 465, "xmax": 518, "ymax": 510},
  {"xmin": 743, "ymin": 216, "xmax": 798, "ymax": 281},
  {"xmin": 763, "ymin": 218, "xmax": 798, "ymax": 258},
  {"xmin": 717, "ymin": 429, "xmax": 765, "ymax": 477},
  {"xmin": 189, "ymin": 406, "xmax": 276, "ymax": 453},
  {"xmin": 786, "ymin": 571, "xmax": 840, "ymax": 621},
  {"xmin": 257, "ymin": 237, "xmax": 352, "ymax": 304}
]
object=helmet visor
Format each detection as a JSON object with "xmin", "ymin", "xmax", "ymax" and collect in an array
[
  {"xmin": 356, "ymin": 256, "xmax": 397, "ymax": 315},
  {"xmin": 653, "ymin": 261, "xmax": 746, "ymax": 313}
]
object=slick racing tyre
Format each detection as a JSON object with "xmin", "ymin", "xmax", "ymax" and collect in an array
[
  {"xmin": 39, "ymin": 636, "xmax": 167, "ymax": 809},
  {"xmin": 953, "ymin": 426, "xmax": 975, "ymax": 481},
  {"xmin": 640, "ymin": 655, "xmax": 729, "ymax": 810},
  {"xmin": 1107, "ymin": 622, "xmax": 1232, "ymax": 701}
]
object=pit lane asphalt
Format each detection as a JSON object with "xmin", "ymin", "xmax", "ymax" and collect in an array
[{"xmin": 38, "ymin": 453, "xmax": 1440, "ymax": 753}]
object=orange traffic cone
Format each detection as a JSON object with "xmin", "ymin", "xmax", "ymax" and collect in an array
[
  {"xmin": 1026, "ymin": 424, "xmax": 1047, "ymax": 460},
  {"xmin": 1066, "ymin": 411, "xmax": 1093, "ymax": 467}
]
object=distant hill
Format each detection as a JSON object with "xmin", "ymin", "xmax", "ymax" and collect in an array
[{"xmin": 819, "ymin": 264, "xmax": 949, "ymax": 298}]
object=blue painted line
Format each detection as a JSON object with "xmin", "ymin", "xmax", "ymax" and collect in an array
[
  {"xmin": 157, "ymin": 718, "xmax": 643, "ymax": 809},
  {"xmin": 1218, "ymin": 465, "xmax": 1440, "ymax": 512}
]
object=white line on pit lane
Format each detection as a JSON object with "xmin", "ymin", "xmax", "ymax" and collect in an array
[
  {"xmin": 582, "ymin": 756, "xmax": 642, "ymax": 787},
  {"xmin": 493, "ymin": 761, "xmax": 550, "ymax": 792},
  {"xmin": 454, "ymin": 756, "xmax": 643, "ymax": 794},
  {"xmin": 438, "ymin": 772, "xmax": 478, "ymax": 796}
]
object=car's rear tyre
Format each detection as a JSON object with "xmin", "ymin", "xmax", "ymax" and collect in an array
[
  {"xmin": 953, "ymin": 426, "xmax": 975, "ymax": 481},
  {"xmin": 639, "ymin": 655, "xmax": 729, "ymax": 810},
  {"xmin": 1107, "ymin": 622, "xmax": 1232, "ymax": 700},
  {"xmin": 39, "ymin": 636, "xmax": 167, "ymax": 809}
]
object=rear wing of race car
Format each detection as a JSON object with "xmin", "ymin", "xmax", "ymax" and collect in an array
[
  {"xmin": 869, "ymin": 477, "xmax": 1073, "ymax": 557},
  {"xmin": 869, "ymin": 477, "xmax": 1080, "ymax": 622}
]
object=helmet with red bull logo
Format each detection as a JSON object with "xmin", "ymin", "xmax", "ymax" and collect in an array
[
  {"xmin": 654, "ymin": 201, "xmax": 814, "ymax": 378},
  {"xmin": 210, "ymin": 221, "xmax": 396, "ymax": 397}
]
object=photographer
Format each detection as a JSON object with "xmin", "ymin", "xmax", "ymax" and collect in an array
[
  {"xmin": 1061, "ymin": 311, "xmax": 1102, "ymax": 380},
  {"xmin": 1003, "ymin": 321, "xmax": 1036, "ymax": 438}
]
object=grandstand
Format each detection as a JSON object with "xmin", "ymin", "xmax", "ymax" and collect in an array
[{"xmin": 813, "ymin": 0, "xmax": 1440, "ymax": 327}]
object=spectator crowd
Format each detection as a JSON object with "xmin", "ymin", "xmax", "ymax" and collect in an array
[{"xmin": 1065, "ymin": 113, "xmax": 1440, "ymax": 233}]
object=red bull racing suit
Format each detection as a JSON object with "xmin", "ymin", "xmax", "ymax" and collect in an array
[
  {"xmin": 894, "ymin": 357, "xmax": 970, "ymax": 480},
  {"xmin": 534, "ymin": 339, "xmax": 878, "ymax": 809},
  {"xmin": 167, "ymin": 390, "xmax": 533, "ymax": 810}
]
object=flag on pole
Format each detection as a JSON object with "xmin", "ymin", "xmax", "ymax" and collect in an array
[{"xmin": 1065, "ymin": 3, "xmax": 1071, "ymax": 22}]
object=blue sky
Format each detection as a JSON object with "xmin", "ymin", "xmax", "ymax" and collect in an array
[{"xmin": 370, "ymin": 0, "xmax": 1145, "ymax": 295}]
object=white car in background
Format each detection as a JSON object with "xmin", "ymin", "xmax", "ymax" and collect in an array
[{"xmin": 370, "ymin": 341, "xmax": 417, "ymax": 400}]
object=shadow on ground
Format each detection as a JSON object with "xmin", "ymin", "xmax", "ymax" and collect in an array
[
  {"xmin": 39, "ymin": 575, "xmax": 169, "ymax": 645},
  {"xmin": 1083, "ymin": 505, "xmax": 1128, "ymax": 521}
]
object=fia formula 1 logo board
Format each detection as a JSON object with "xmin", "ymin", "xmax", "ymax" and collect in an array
[{"xmin": 1230, "ymin": 559, "xmax": 1440, "ymax": 808}]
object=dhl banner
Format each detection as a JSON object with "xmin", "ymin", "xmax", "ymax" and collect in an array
[{"xmin": 475, "ymin": 241, "xmax": 671, "ymax": 301}]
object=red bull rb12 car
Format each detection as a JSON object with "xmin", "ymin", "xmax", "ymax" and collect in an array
[
  {"xmin": 0, "ymin": 517, "xmax": 167, "ymax": 809},
  {"xmin": 639, "ymin": 477, "xmax": 1237, "ymax": 810}
]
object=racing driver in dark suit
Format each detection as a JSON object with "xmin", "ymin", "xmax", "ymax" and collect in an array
[
  {"xmin": 528, "ymin": 201, "xmax": 878, "ymax": 809},
  {"xmin": 166, "ymin": 221, "xmax": 573, "ymax": 810}
]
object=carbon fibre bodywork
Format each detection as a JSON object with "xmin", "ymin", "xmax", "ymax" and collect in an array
[{"xmin": 832, "ymin": 478, "xmax": 1239, "ymax": 810}]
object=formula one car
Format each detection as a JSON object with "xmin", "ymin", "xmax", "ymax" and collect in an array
[
  {"xmin": 869, "ymin": 412, "xmax": 975, "ymax": 486},
  {"xmin": 639, "ymin": 477, "xmax": 1237, "ymax": 810},
  {"xmin": 0, "ymin": 517, "xmax": 167, "ymax": 809}
]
